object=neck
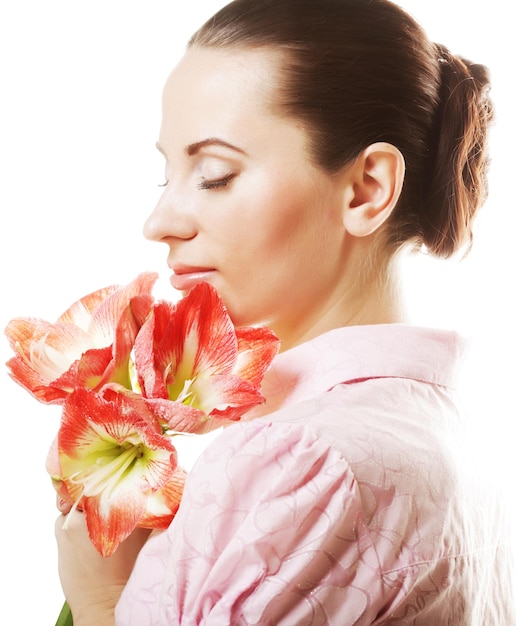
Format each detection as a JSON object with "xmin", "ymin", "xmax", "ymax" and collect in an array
[{"xmin": 276, "ymin": 253, "xmax": 407, "ymax": 353}]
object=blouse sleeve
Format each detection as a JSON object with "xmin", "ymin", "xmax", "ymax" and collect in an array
[{"xmin": 153, "ymin": 419, "xmax": 388, "ymax": 626}]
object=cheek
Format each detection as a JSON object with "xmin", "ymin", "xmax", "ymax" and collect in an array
[
  {"xmin": 212, "ymin": 174, "xmax": 336, "ymax": 285},
  {"xmin": 245, "ymin": 184, "xmax": 315, "ymax": 250},
  {"xmin": 209, "ymin": 189, "xmax": 298, "ymax": 263}
]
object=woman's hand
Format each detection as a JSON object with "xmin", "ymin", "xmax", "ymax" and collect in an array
[{"xmin": 55, "ymin": 499, "xmax": 150, "ymax": 626}]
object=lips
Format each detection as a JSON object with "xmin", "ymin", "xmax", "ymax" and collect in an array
[{"xmin": 169, "ymin": 265, "xmax": 216, "ymax": 292}]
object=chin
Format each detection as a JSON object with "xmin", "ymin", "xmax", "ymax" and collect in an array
[{"xmin": 224, "ymin": 301, "xmax": 259, "ymax": 328}]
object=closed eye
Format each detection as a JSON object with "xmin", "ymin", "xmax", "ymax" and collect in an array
[{"xmin": 197, "ymin": 173, "xmax": 236, "ymax": 191}]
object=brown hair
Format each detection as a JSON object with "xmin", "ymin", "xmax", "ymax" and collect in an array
[{"xmin": 190, "ymin": 0, "xmax": 493, "ymax": 258}]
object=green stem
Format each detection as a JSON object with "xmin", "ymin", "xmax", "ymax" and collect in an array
[{"xmin": 55, "ymin": 600, "xmax": 73, "ymax": 626}]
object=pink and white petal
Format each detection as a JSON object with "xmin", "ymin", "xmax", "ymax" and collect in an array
[
  {"xmin": 5, "ymin": 354, "xmax": 68, "ymax": 403},
  {"xmin": 209, "ymin": 401, "xmax": 265, "ymax": 423},
  {"xmin": 34, "ymin": 324, "xmax": 93, "ymax": 377},
  {"xmin": 95, "ymin": 297, "xmax": 154, "ymax": 391},
  {"xmin": 139, "ymin": 467, "xmax": 187, "ymax": 529},
  {"xmin": 140, "ymin": 300, "xmax": 190, "ymax": 398},
  {"xmin": 143, "ymin": 397, "xmax": 209, "ymax": 434},
  {"xmin": 192, "ymin": 372, "xmax": 265, "ymax": 416},
  {"xmin": 141, "ymin": 285, "xmax": 240, "ymax": 405},
  {"xmin": 88, "ymin": 273, "xmax": 157, "ymax": 345},
  {"xmin": 58, "ymin": 388, "xmax": 175, "ymax": 462},
  {"xmin": 57, "ymin": 285, "xmax": 120, "ymax": 329},
  {"xmin": 51, "ymin": 346, "xmax": 113, "ymax": 394},
  {"xmin": 99, "ymin": 385, "xmax": 166, "ymax": 431},
  {"xmin": 81, "ymin": 482, "xmax": 147, "ymax": 556},
  {"xmin": 75, "ymin": 438, "xmax": 177, "ymax": 555},
  {"xmin": 58, "ymin": 389, "xmax": 178, "ymax": 555},
  {"xmin": 127, "ymin": 294, "xmax": 156, "ymax": 329},
  {"xmin": 4, "ymin": 316, "xmax": 53, "ymax": 352},
  {"xmin": 134, "ymin": 303, "xmax": 169, "ymax": 399},
  {"xmin": 234, "ymin": 326, "xmax": 280, "ymax": 385},
  {"xmin": 5, "ymin": 317, "xmax": 91, "ymax": 381}
]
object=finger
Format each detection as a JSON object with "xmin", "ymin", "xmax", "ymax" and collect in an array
[
  {"xmin": 55, "ymin": 508, "xmax": 87, "ymax": 544},
  {"xmin": 56, "ymin": 494, "xmax": 73, "ymax": 515}
]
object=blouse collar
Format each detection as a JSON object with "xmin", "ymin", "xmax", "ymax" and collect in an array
[{"xmin": 245, "ymin": 324, "xmax": 465, "ymax": 419}]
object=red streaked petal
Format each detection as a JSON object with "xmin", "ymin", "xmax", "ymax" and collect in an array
[
  {"xmin": 96, "ymin": 295, "xmax": 154, "ymax": 391},
  {"xmin": 139, "ymin": 467, "xmax": 187, "ymax": 529},
  {"xmin": 55, "ymin": 273, "xmax": 155, "ymax": 329},
  {"xmin": 5, "ymin": 354, "xmax": 68, "ymax": 403},
  {"xmin": 5, "ymin": 316, "xmax": 51, "ymax": 352},
  {"xmin": 187, "ymin": 372, "xmax": 263, "ymax": 415},
  {"xmin": 145, "ymin": 395, "xmax": 243, "ymax": 434},
  {"xmin": 81, "ymin": 482, "xmax": 147, "ymax": 556},
  {"xmin": 234, "ymin": 326, "xmax": 280, "ymax": 385},
  {"xmin": 143, "ymin": 397, "xmax": 210, "ymax": 433},
  {"xmin": 134, "ymin": 302, "xmax": 169, "ymax": 399},
  {"xmin": 4, "ymin": 317, "xmax": 86, "ymax": 356},
  {"xmin": 5, "ymin": 318, "xmax": 91, "ymax": 384},
  {"xmin": 173, "ymin": 282, "xmax": 238, "ymax": 377},
  {"xmin": 57, "ymin": 388, "xmax": 178, "ymax": 555},
  {"xmin": 135, "ymin": 283, "xmax": 279, "ymax": 430},
  {"xmin": 88, "ymin": 273, "xmax": 157, "ymax": 345},
  {"xmin": 57, "ymin": 285, "xmax": 120, "ymax": 328},
  {"xmin": 139, "ymin": 284, "xmax": 238, "ymax": 397},
  {"xmin": 58, "ymin": 388, "xmax": 171, "ymax": 455},
  {"xmin": 136, "ymin": 283, "xmax": 239, "ymax": 403},
  {"xmin": 55, "ymin": 346, "xmax": 113, "ymax": 391},
  {"xmin": 4, "ymin": 274, "xmax": 158, "ymax": 402}
]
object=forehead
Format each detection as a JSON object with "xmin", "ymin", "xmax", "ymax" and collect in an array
[
  {"xmin": 167, "ymin": 44, "xmax": 282, "ymax": 85},
  {"xmin": 162, "ymin": 46, "xmax": 283, "ymax": 123},
  {"xmin": 159, "ymin": 45, "xmax": 314, "ymax": 162}
]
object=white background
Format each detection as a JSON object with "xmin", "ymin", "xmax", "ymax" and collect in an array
[{"xmin": 0, "ymin": 1, "xmax": 514, "ymax": 622}]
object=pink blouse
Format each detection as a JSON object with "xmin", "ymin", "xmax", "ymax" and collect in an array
[{"xmin": 116, "ymin": 325, "xmax": 514, "ymax": 625}]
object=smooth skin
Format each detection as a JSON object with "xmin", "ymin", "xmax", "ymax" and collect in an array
[
  {"xmin": 55, "ymin": 45, "xmax": 406, "ymax": 624},
  {"xmin": 145, "ymin": 46, "xmax": 407, "ymax": 350},
  {"xmin": 55, "ymin": 502, "xmax": 150, "ymax": 626}
]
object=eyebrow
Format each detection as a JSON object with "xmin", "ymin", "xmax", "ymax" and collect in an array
[
  {"xmin": 187, "ymin": 138, "xmax": 248, "ymax": 157},
  {"xmin": 156, "ymin": 138, "xmax": 248, "ymax": 159}
]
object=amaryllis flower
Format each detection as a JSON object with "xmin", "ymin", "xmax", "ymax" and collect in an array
[
  {"xmin": 134, "ymin": 282, "xmax": 280, "ymax": 434},
  {"xmin": 4, "ymin": 273, "xmax": 157, "ymax": 403},
  {"xmin": 52, "ymin": 387, "xmax": 181, "ymax": 557},
  {"xmin": 6, "ymin": 274, "xmax": 279, "ymax": 626}
]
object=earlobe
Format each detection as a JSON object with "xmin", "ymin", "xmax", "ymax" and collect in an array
[{"xmin": 342, "ymin": 142, "xmax": 405, "ymax": 237}]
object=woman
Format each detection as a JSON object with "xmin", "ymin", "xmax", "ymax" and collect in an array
[{"xmin": 55, "ymin": 0, "xmax": 514, "ymax": 623}]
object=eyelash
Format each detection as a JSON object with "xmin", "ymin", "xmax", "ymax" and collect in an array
[
  {"xmin": 197, "ymin": 173, "xmax": 236, "ymax": 191},
  {"xmin": 158, "ymin": 173, "xmax": 236, "ymax": 190}
]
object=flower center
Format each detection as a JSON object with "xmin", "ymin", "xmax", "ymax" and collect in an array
[{"xmin": 68, "ymin": 439, "xmax": 146, "ymax": 499}]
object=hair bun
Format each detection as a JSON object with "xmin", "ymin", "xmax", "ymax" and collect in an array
[{"xmin": 420, "ymin": 44, "xmax": 494, "ymax": 258}]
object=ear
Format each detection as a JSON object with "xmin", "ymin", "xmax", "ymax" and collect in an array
[{"xmin": 341, "ymin": 142, "xmax": 405, "ymax": 237}]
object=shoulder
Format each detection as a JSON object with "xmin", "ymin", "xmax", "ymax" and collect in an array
[
  {"xmin": 188, "ymin": 372, "xmax": 460, "ymax": 517},
  {"xmin": 162, "ymin": 414, "xmax": 455, "ymax": 623},
  {"xmin": 159, "ymin": 420, "xmax": 390, "ymax": 623},
  {"xmin": 184, "ymin": 418, "xmax": 355, "ymax": 517}
]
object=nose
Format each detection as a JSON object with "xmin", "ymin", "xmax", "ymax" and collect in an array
[{"xmin": 143, "ymin": 187, "xmax": 197, "ymax": 243}]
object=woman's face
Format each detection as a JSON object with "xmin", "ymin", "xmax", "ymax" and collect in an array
[{"xmin": 145, "ymin": 46, "xmax": 351, "ymax": 347}]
